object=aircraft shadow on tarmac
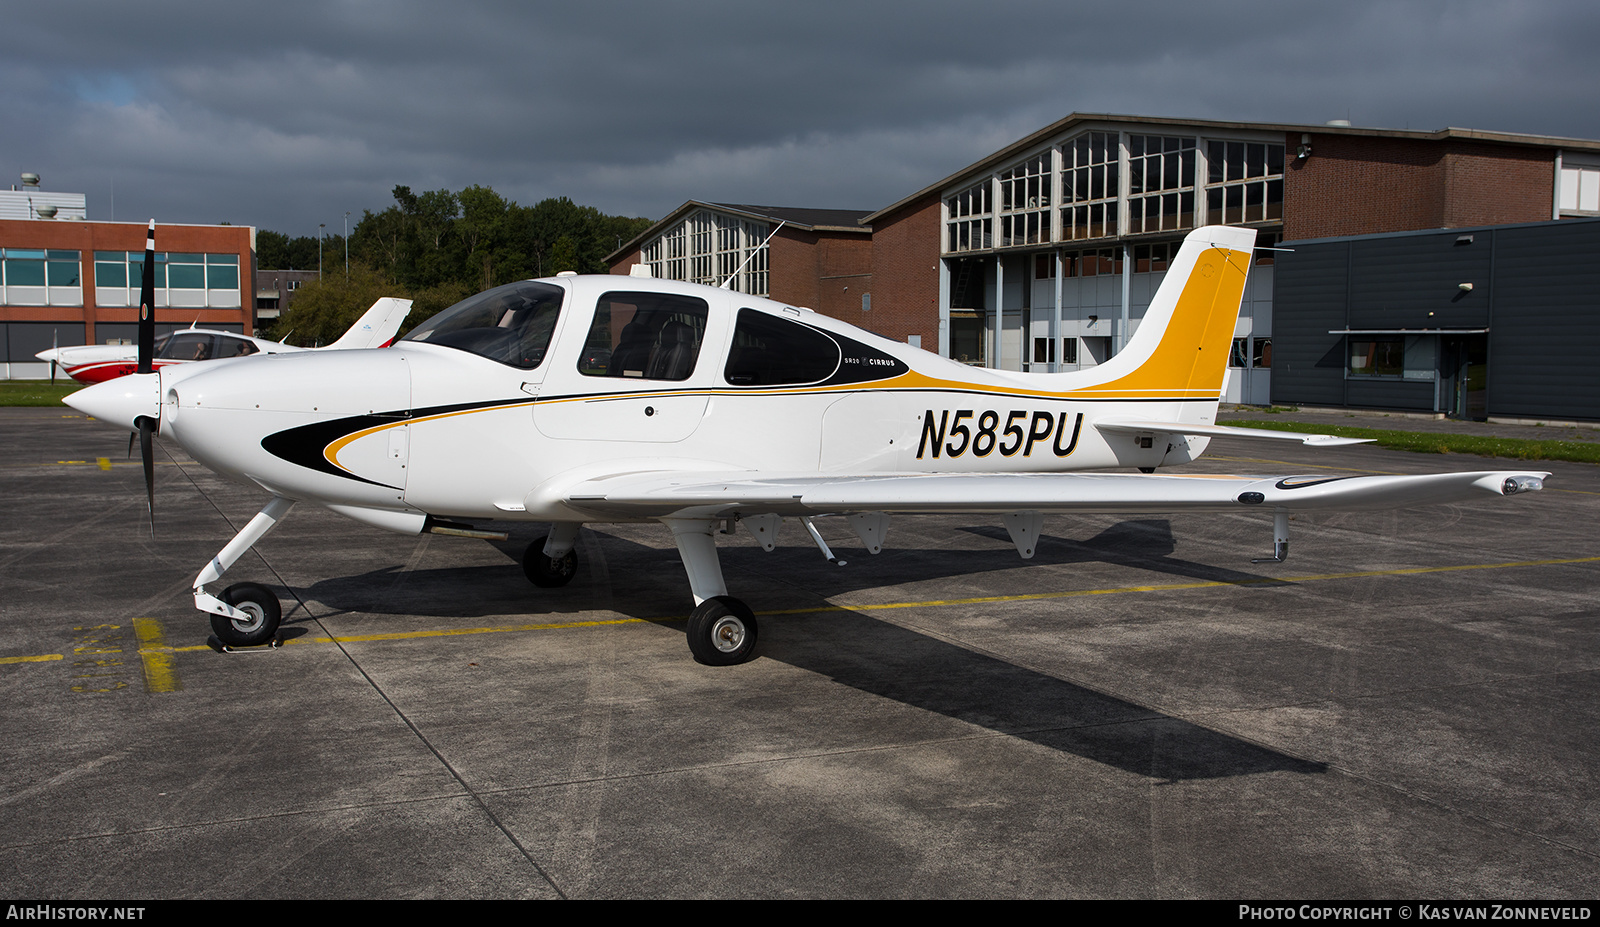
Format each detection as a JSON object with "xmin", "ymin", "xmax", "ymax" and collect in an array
[{"xmin": 287, "ymin": 519, "xmax": 1324, "ymax": 783}]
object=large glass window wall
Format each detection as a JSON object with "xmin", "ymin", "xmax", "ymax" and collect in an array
[
  {"xmin": 641, "ymin": 210, "xmax": 771, "ymax": 296},
  {"xmin": 943, "ymin": 128, "xmax": 1286, "ymax": 255}
]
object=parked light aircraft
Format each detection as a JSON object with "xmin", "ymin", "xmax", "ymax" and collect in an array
[
  {"xmin": 66, "ymin": 223, "xmax": 1546, "ymax": 664},
  {"xmin": 37, "ymin": 297, "xmax": 412, "ymax": 384}
]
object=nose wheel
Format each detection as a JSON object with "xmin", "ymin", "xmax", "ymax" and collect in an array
[{"xmin": 210, "ymin": 582, "xmax": 282, "ymax": 647}]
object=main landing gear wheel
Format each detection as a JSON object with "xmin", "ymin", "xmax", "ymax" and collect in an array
[
  {"xmin": 523, "ymin": 535, "xmax": 578, "ymax": 587},
  {"xmin": 211, "ymin": 582, "xmax": 282, "ymax": 647},
  {"xmin": 687, "ymin": 596, "xmax": 758, "ymax": 666}
]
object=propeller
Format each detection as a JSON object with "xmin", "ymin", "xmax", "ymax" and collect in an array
[
  {"xmin": 61, "ymin": 220, "xmax": 163, "ymax": 537},
  {"xmin": 135, "ymin": 220, "xmax": 157, "ymax": 535},
  {"xmin": 49, "ymin": 329, "xmax": 57, "ymax": 383}
]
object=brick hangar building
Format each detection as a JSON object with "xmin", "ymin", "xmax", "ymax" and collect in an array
[{"xmin": 608, "ymin": 114, "xmax": 1600, "ymax": 420}]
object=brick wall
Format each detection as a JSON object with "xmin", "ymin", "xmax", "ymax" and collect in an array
[
  {"xmin": 1284, "ymin": 133, "xmax": 1555, "ymax": 239},
  {"xmin": 1441, "ymin": 142, "xmax": 1553, "ymax": 227},
  {"xmin": 1283, "ymin": 134, "xmax": 1448, "ymax": 239},
  {"xmin": 864, "ymin": 193, "xmax": 942, "ymax": 345},
  {"xmin": 607, "ymin": 244, "xmax": 641, "ymax": 275}
]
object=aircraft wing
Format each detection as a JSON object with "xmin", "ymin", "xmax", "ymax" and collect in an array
[
  {"xmin": 560, "ymin": 468, "xmax": 1547, "ymax": 520},
  {"xmin": 1095, "ymin": 418, "xmax": 1372, "ymax": 446}
]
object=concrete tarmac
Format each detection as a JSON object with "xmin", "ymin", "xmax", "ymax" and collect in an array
[{"xmin": 2, "ymin": 406, "xmax": 1596, "ymax": 899}]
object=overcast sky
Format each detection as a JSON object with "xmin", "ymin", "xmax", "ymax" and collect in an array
[{"xmin": 3, "ymin": 1, "xmax": 1595, "ymax": 235}]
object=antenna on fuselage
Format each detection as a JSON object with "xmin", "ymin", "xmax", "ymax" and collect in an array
[{"xmin": 718, "ymin": 220, "xmax": 785, "ymax": 290}]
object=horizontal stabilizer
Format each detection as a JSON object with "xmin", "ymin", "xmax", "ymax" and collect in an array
[{"xmin": 1095, "ymin": 419, "xmax": 1372, "ymax": 446}]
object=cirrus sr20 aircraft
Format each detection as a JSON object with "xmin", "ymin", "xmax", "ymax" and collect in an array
[{"xmin": 66, "ymin": 224, "xmax": 1547, "ymax": 665}]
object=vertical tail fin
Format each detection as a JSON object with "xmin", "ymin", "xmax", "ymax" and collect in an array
[
  {"xmin": 321, "ymin": 297, "xmax": 413, "ymax": 350},
  {"xmin": 1069, "ymin": 225, "xmax": 1255, "ymax": 400}
]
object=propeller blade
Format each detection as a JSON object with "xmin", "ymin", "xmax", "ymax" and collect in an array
[
  {"xmin": 50, "ymin": 330, "xmax": 57, "ymax": 383},
  {"xmin": 140, "ymin": 416, "xmax": 155, "ymax": 538},
  {"xmin": 137, "ymin": 220, "xmax": 156, "ymax": 375}
]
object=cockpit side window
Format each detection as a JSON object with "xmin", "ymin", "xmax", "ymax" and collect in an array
[
  {"xmin": 724, "ymin": 308, "xmax": 840, "ymax": 386},
  {"xmin": 159, "ymin": 332, "xmax": 216, "ymax": 361},
  {"xmin": 401, "ymin": 281, "xmax": 564, "ymax": 370},
  {"xmin": 579, "ymin": 291, "xmax": 708, "ymax": 382}
]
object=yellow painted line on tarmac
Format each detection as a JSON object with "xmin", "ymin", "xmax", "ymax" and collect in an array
[
  {"xmin": 7, "ymin": 555, "xmax": 1597, "ymax": 666},
  {"xmin": 133, "ymin": 617, "xmax": 182, "ymax": 693},
  {"xmin": 97, "ymin": 457, "xmax": 111, "ymax": 470},
  {"xmin": 284, "ymin": 615, "xmax": 652, "ymax": 646}
]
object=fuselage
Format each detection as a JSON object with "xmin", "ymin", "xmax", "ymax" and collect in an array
[
  {"xmin": 40, "ymin": 329, "xmax": 296, "ymax": 384},
  {"xmin": 148, "ymin": 267, "xmax": 1238, "ymax": 530}
]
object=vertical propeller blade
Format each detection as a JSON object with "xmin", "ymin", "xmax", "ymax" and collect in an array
[
  {"xmin": 137, "ymin": 221, "xmax": 157, "ymax": 536},
  {"xmin": 140, "ymin": 416, "xmax": 155, "ymax": 537},
  {"xmin": 50, "ymin": 329, "xmax": 58, "ymax": 383},
  {"xmin": 137, "ymin": 220, "xmax": 156, "ymax": 375}
]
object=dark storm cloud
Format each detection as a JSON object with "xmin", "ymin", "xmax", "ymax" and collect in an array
[{"xmin": 1, "ymin": 1, "xmax": 1595, "ymax": 234}]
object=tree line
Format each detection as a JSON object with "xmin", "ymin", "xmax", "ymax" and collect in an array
[{"xmin": 259, "ymin": 186, "xmax": 652, "ymax": 345}]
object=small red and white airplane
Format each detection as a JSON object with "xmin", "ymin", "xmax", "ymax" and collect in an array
[
  {"xmin": 37, "ymin": 297, "xmax": 411, "ymax": 384},
  {"xmin": 66, "ymin": 223, "xmax": 1546, "ymax": 664}
]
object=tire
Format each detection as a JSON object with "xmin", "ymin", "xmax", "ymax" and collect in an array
[
  {"xmin": 523, "ymin": 535, "xmax": 578, "ymax": 587},
  {"xmin": 211, "ymin": 582, "xmax": 282, "ymax": 647},
  {"xmin": 686, "ymin": 596, "xmax": 758, "ymax": 666}
]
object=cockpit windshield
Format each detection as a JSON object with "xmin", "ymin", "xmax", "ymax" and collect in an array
[{"xmin": 401, "ymin": 281, "xmax": 565, "ymax": 370}]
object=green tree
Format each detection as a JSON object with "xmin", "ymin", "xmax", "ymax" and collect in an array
[{"xmin": 267, "ymin": 264, "xmax": 402, "ymax": 346}]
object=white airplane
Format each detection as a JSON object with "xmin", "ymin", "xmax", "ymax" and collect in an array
[
  {"xmin": 66, "ymin": 223, "xmax": 1546, "ymax": 664},
  {"xmin": 36, "ymin": 296, "xmax": 412, "ymax": 384}
]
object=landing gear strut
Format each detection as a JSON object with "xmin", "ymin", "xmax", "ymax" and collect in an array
[
  {"xmin": 194, "ymin": 496, "xmax": 295, "ymax": 648},
  {"xmin": 667, "ymin": 518, "xmax": 759, "ymax": 666}
]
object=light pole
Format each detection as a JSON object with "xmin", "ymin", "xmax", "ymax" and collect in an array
[
  {"xmin": 344, "ymin": 211, "xmax": 350, "ymax": 279},
  {"xmin": 318, "ymin": 223, "xmax": 326, "ymax": 279}
]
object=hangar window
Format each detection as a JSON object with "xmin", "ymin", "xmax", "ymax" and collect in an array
[
  {"xmin": 641, "ymin": 210, "xmax": 771, "ymax": 296},
  {"xmin": 999, "ymin": 154, "xmax": 1052, "ymax": 247},
  {"xmin": 1232, "ymin": 337, "xmax": 1272, "ymax": 368},
  {"xmin": 1205, "ymin": 141, "xmax": 1285, "ymax": 225},
  {"xmin": 1059, "ymin": 248, "xmax": 1121, "ymax": 277},
  {"xmin": 1127, "ymin": 135, "xmax": 1197, "ymax": 234},
  {"xmin": 402, "ymin": 280, "xmax": 565, "ymax": 370},
  {"xmin": 580, "ymin": 291, "xmax": 708, "ymax": 381},
  {"xmin": 724, "ymin": 309, "xmax": 840, "ymax": 386},
  {"xmin": 1348, "ymin": 337, "xmax": 1403, "ymax": 378},
  {"xmin": 946, "ymin": 181, "xmax": 993, "ymax": 253},
  {"xmin": 1060, "ymin": 131, "xmax": 1119, "ymax": 241},
  {"xmin": 1559, "ymin": 162, "xmax": 1600, "ymax": 214}
]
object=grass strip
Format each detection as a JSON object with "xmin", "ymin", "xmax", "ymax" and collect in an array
[
  {"xmin": 1219, "ymin": 419, "xmax": 1600, "ymax": 463},
  {"xmin": 0, "ymin": 380, "xmax": 80, "ymax": 407}
]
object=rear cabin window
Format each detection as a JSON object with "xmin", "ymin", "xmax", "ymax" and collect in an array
[
  {"xmin": 724, "ymin": 308, "xmax": 840, "ymax": 386},
  {"xmin": 579, "ymin": 292, "xmax": 709, "ymax": 381}
]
